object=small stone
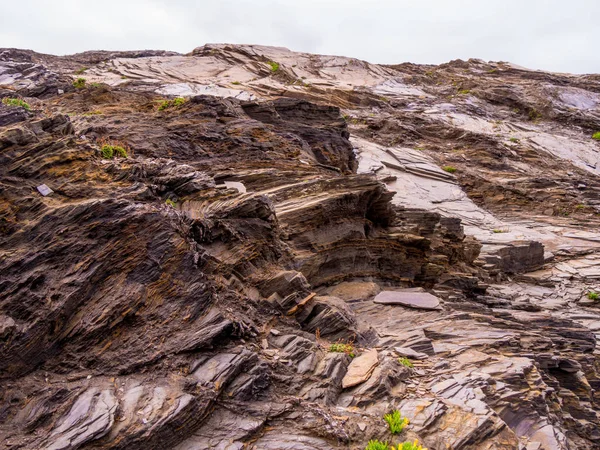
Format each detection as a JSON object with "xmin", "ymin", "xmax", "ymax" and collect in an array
[
  {"xmin": 342, "ymin": 349, "xmax": 378, "ymax": 389},
  {"xmin": 374, "ymin": 290, "xmax": 441, "ymax": 310},
  {"xmin": 36, "ymin": 184, "xmax": 54, "ymax": 196}
]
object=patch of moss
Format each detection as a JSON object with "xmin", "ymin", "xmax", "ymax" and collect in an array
[
  {"xmin": 329, "ymin": 342, "xmax": 355, "ymax": 358},
  {"xmin": 101, "ymin": 144, "xmax": 127, "ymax": 159},
  {"xmin": 267, "ymin": 61, "xmax": 280, "ymax": 72},
  {"xmin": 442, "ymin": 166, "xmax": 457, "ymax": 173},
  {"xmin": 158, "ymin": 97, "xmax": 186, "ymax": 111},
  {"xmin": 398, "ymin": 357, "xmax": 414, "ymax": 368},
  {"xmin": 1, "ymin": 97, "xmax": 30, "ymax": 110},
  {"xmin": 592, "ymin": 132, "xmax": 600, "ymax": 140}
]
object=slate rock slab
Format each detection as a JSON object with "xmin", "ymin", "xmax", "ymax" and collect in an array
[
  {"xmin": 342, "ymin": 349, "xmax": 378, "ymax": 389},
  {"xmin": 373, "ymin": 290, "xmax": 441, "ymax": 310}
]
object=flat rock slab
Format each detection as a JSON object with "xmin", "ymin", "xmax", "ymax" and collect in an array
[
  {"xmin": 342, "ymin": 349, "xmax": 378, "ymax": 389},
  {"xmin": 373, "ymin": 290, "xmax": 441, "ymax": 310}
]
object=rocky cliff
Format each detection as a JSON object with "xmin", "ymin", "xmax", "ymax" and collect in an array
[{"xmin": 1, "ymin": 44, "xmax": 600, "ymax": 450}]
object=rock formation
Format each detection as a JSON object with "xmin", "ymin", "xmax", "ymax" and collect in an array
[{"xmin": 1, "ymin": 44, "xmax": 600, "ymax": 449}]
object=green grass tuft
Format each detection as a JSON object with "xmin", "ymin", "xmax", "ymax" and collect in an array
[
  {"xmin": 73, "ymin": 78, "xmax": 86, "ymax": 88},
  {"xmin": 74, "ymin": 67, "xmax": 88, "ymax": 75},
  {"xmin": 442, "ymin": 166, "xmax": 457, "ymax": 173},
  {"xmin": 592, "ymin": 132, "xmax": 600, "ymax": 140},
  {"xmin": 165, "ymin": 199, "xmax": 177, "ymax": 208},
  {"xmin": 509, "ymin": 137, "xmax": 519, "ymax": 143},
  {"xmin": 398, "ymin": 357, "xmax": 414, "ymax": 368},
  {"xmin": 158, "ymin": 97, "xmax": 186, "ymax": 111},
  {"xmin": 267, "ymin": 61, "xmax": 280, "ymax": 72},
  {"xmin": 587, "ymin": 291, "xmax": 599, "ymax": 300},
  {"xmin": 1, "ymin": 97, "xmax": 31, "ymax": 110},
  {"xmin": 384, "ymin": 410, "xmax": 409, "ymax": 434},
  {"xmin": 365, "ymin": 440, "xmax": 390, "ymax": 450},
  {"xmin": 101, "ymin": 144, "xmax": 127, "ymax": 159}
]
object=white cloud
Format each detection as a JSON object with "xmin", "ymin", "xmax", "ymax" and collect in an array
[{"xmin": 1, "ymin": 0, "xmax": 599, "ymax": 73}]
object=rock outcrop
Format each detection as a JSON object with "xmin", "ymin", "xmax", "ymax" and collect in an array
[{"xmin": 1, "ymin": 44, "xmax": 600, "ymax": 449}]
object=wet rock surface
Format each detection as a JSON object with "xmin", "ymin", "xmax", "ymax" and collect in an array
[{"xmin": 0, "ymin": 44, "xmax": 600, "ymax": 449}]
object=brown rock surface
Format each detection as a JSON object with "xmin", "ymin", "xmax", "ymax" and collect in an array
[{"xmin": 0, "ymin": 44, "xmax": 599, "ymax": 449}]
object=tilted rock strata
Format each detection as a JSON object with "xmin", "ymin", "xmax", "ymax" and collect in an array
[{"xmin": 0, "ymin": 44, "xmax": 599, "ymax": 449}]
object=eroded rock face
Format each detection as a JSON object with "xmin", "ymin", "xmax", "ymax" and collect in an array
[{"xmin": 0, "ymin": 44, "xmax": 599, "ymax": 450}]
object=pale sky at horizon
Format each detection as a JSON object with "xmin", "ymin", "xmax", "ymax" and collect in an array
[{"xmin": 1, "ymin": 0, "xmax": 599, "ymax": 74}]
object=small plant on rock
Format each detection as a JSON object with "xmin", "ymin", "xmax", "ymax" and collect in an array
[
  {"xmin": 457, "ymin": 89, "xmax": 470, "ymax": 95},
  {"xmin": 509, "ymin": 137, "xmax": 519, "ymax": 143},
  {"xmin": 73, "ymin": 78, "xmax": 86, "ymax": 88},
  {"xmin": 384, "ymin": 410, "xmax": 409, "ymax": 434},
  {"xmin": 231, "ymin": 81, "xmax": 241, "ymax": 85},
  {"xmin": 329, "ymin": 342, "xmax": 355, "ymax": 358},
  {"xmin": 592, "ymin": 132, "xmax": 600, "ymax": 140},
  {"xmin": 587, "ymin": 291, "xmax": 599, "ymax": 300},
  {"xmin": 100, "ymin": 140, "xmax": 128, "ymax": 159},
  {"xmin": 365, "ymin": 440, "xmax": 390, "ymax": 450},
  {"xmin": 392, "ymin": 440, "xmax": 428, "ymax": 450},
  {"xmin": 442, "ymin": 166, "xmax": 457, "ymax": 173},
  {"xmin": 398, "ymin": 357, "xmax": 414, "ymax": 368},
  {"xmin": 158, "ymin": 97, "xmax": 186, "ymax": 111},
  {"xmin": 267, "ymin": 61, "xmax": 280, "ymax": 72},
  {"xmin": 528, "ymin": 108, "xmax": 541, "ymax": 121},
  {"xmin": 74, "ymin": 67, "xmax": 88, "ymax": 75},
  {"xmin": 1, "ymin": 97, "xmax": 31, "ymax": 110},
  {"xmin": 165, "ymin": 199, "xmax": 177, "ymax": 208}
]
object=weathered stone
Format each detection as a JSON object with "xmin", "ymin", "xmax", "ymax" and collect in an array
[
  {"xmin": 373, "ymin": 290, "xmax": 441, "ymax": 310},
  {"xmin": 342, "ymin": 349, "xmax": 379, "ymax": 389}
]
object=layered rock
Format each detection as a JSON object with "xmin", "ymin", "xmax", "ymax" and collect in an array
[{"xmin": 0, "ymin": 44, "xmax": 599, "ymax": 450}]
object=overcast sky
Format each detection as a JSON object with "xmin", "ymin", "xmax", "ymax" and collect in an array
[{"xmin": 1, "ymin": 0, "xmax": 599, "ymax": 74}]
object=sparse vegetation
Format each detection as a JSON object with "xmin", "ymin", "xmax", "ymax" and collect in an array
[
  {"xmin": 392, "ymin": 440, "xmax": 428, "ymax": 450},
  {"xmin": 592, "ymin": 132, "xmax": 600, "ymax": 140},
  {"xmin": 158, "ymin": 97, "xmax": 186, "ymax": 111},
  {"xmin": 528, "ymin": 108, "xmax": 541, "ymax": 121},
  {"xmin": 576, "ymin": 204, "xmax": 586, "ymax": 210},
  {"xmin": 329, "ymin": 342, "xmax": 355, "ymax": 358},
  {"xmin": 231, "ymin": 81, "xmax": 241, "ymax": 85},
  {"xmin": 492, "ymin": 229, "xmax": 506, "ymax": 233},
  {"xmin": 1, "ymin": 97, "xmax": 31, "ymax": 110},
  {"xmin": 398, "ymin": 357, "xmax": 414, "ymax": 368},
  {"xmin": 442, "ymin": 166, "xmax": 457, "ymax": 173},
  {"xmin": 75, "ymin": 67, "xmax": 88, "ymax": 75},
  {"xmin": 165, "ymin": 199, "xmax": 177, "ymax": 208},
  {"xmin": 587, "ymin": 291, "xmax": 599, "ymax": 301},
  {"xmin": 509, "ymin": 137, "xmax": 519, "ymax": 143},
  {"xmin": 384, "ymin": 410, "xmax": 409, "ymax": 434},
  {"xmin": 73, "ymin": 78, "xmax": 86, "ymax": 88},
  {"xmin": 101, "ymin": 144, "xmax": 127, "ymax": 159},
  {"xmin": 365, "ymin": 440, "xmax": 390, "ymax": 450},
  {"xmin": 457, "ymin": 89, "xmax": 470, "ymax": 95},
  {"xmin": 267, "ymin": 61, "xmax": 280, "ymax": 72}
]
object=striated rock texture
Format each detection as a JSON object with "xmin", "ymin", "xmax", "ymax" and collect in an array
[{"xmin": 1, "ymin": 44, "xmax": 600, "ymax": 449}]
